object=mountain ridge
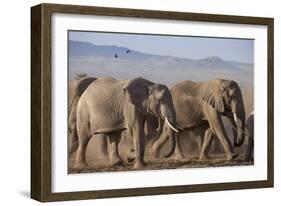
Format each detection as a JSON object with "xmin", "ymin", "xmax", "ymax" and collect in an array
[
  {"xmin": 69, "ymin": 40, "xmax": 252, "ymax": 66},
  {"xmin": 68, "ymin": 40, "xmax": 253, "ymax": 87}
]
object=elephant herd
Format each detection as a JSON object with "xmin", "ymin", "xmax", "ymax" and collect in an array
[{"xmin": 68, "ymin": 75, "xmax": 254, "ymax": 170}]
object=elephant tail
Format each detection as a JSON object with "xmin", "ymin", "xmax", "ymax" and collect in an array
[
  {"xmin": 74, "ymin": 99, "xmax": 91, "ymax": 150},
  {"xmin": 68, "ymin": 96, "xmax": 80, "ymax": 155},
  {"xmin": 69, "ymin": 127, "xmax": 79, "ymax": 155}
]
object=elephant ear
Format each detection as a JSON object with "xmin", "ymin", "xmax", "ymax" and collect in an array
[
  {"xmin": 202, "ymin": 79, "xmax": 227, "ymax": 113},
  {"xmin": 123, "ymin": 77, "xmax": 152, "ymax": 114}
]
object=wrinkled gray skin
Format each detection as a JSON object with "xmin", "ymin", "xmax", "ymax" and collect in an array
[
  {"xmin": 74, "ymin": 77, "xmax": 179, "ymax": 169},
  {"xmin": 151, "ymin": 79, "xmax": 246, "ymax": 161},
  {"xmin": 68, "ymin": 77, "xmax": 97, "ymax": 155},
  {"xmin": 245, "ymin": 112, "xmax": 254, "ymax": 161}
]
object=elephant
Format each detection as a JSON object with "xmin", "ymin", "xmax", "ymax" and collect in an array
[
  {"xmin": 245, "ymin": 111, "xmax": 254, "ymax": 161},
  {"xmin": 151, "ymin": 79, "xmax": 246, "ymax": 161},
  {"xmin": 68, "ymin": 76, "xmax": 97, "ymax": 155},
  {"xmin": 74, "ymin": 77, "xmax": 180, "ymax": 169}
]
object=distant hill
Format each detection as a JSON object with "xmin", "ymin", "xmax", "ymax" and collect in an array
[
  {"xmin": 69, "ymin": 40, "xmax": 153, "ymax": 60},
  {"xmin": 68, "ymin": 40, "xmax": 253, "ymax": 87}
]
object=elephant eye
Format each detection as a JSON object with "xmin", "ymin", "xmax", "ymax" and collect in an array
[{"xmin": 159, "ymin": 98, "xmax": 164, "ymax": 102}]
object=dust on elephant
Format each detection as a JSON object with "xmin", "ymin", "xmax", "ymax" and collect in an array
[
  {"xmin": 151, "ymin": 79, "xmax": 246, "ymax": 161},
  {"xmin": 74, "ymin": 77, "xmax": 180, "ymax": 169},
  {"xmin": 170, "ymin": 123, "xmax": 223, "ymax": 159},
  {"xmin": 68, "ymin": 76, "xmax": 97, "ymax": 155},
  {"xmin": 146, "ymin": 113, "xmax": 221, "ymax": 159}
]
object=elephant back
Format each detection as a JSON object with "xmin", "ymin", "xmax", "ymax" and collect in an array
[{"xmin": 171, "ymin": 80, "xmax": 200, "ymax": 97}]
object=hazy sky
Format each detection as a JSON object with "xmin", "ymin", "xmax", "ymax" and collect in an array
[{"xmin": 69, "ymin": 31, "xmax": 254, "ymax": 64}]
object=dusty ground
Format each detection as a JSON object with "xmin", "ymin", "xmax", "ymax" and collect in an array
[
  {"xmin": 68, "ymin": 135, "xmax": 253, "ymax": 174},
  {"xmin": 69, "ymin": 154, "xmax": 253, "ymax": 174}
]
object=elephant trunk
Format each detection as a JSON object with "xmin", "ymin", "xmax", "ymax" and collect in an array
[
  {"xmin": 151, "ymin": 103, "xmax": 179, "ymax": 157},
  {"xmin": 151, "ymin": 120, "xmax": 177, "ymax": 158},
  {"xmin": 162, "ymin": 125, "xmax": 177, "ymax": 158}
]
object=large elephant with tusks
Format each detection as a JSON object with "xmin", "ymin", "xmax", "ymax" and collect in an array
[
  {"xmin": 74, "ymin": 77, "xmax": 180, "ymax": 169},
  {"xmin": 151, "ymin": 79, "xmax": 246, "ymax": 161}
]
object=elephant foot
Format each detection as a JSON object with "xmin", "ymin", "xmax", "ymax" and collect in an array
[
  {"xmin": 133, "ymin": 161, "xmax": 145, "ymax": 169},
  {"xmin": 151, "ymin": 142, "xmax": 161, "ymax": 156},
  {"xmin": 150, "ymin": 147, "xmax": 160, "ymax": 159},
  {"xmin": 151, "ymin": 151, "xmax": 159, "ymax": 159},
  {"xmin": 199, "ymin": 153, "xmax": 210, "ymax": 160},
  {"xmin": 73, "ymin": 161, "xmax": 88, "ymax": 170},
  {"xmin": 244, "ymin": 156, "xmax": 254, "ymax": 162},
  {"xmin": 174, "ymin": 152, "xmax": 184, "ymax": 160},
  {"xmin": 226, "ymin": 153, "xmax": 238, "ymax": 161},
  {"xmin": 110, "ymin": 155, "xmax": 122, "ymax": 166}
]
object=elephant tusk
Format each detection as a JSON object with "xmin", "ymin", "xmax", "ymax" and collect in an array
[
  {"xmin": 233, "ymin": 112, "xmax": 238, "ymax": 124},
  {"xmin": 231, "ymin": 113, "xmax": 247, "ymax": 135},
  {"xmin": 164, "ymin": 117, "xmax": 179, "ymax": 133},
  {"xmin": 230, "ymin": 120, "xmax": 247, "ymax": 135}
]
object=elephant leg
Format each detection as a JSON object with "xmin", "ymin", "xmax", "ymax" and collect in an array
[
  {"xmin": 196, "ymin": 134, "xmax": 203, "ymax": 153},
  {"xmin": 174, "ymin": 134, "xmax": 184, "ymax": 160},
  {"xmin": 199, "ymin": 128, "xmax": 213, "ymax": 160},
  {"xmin": 107, "ymin": 132, "xmax": 122, "ymax": 166},
  {"xmin": 74, "ymin": 135, "xmax": 90, "ymax": 169},
  {"xmin": 132, "ymin": 125, "xmax": 145, "ymax": 169},
  {"xmin": 245, "ymin": 136, "xmax": 254, "ymax": 161},
  {"xmin": 125, "ymin": 128, "xmax": 136, "ymax": 163},
  {"xmin": 205, "ymin": 109, "xmax": 237, "ymax": 160},
  {"xmin": 98, "ymin": 134, "xmax": 109, "ymax": 159}
]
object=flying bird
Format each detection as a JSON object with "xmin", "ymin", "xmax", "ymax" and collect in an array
[{"xmin": 126, "ymin": 50, "xmax": 131, "ymax": 53}]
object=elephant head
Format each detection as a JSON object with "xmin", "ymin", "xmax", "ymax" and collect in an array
[
  {"xmin": 202, "ymin": 79, "xmax": 246, "ymax": 147},
  {"xmin": 123, "ymin": 78, "xmax": 180, "ymax": 159},
  {"xmin": 145, "ymin": 85, "xmax": 182, "ymax": 157},
  {"xmin": 123, "ymin": 78, "xmax": 179, "ymax": 132}
]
